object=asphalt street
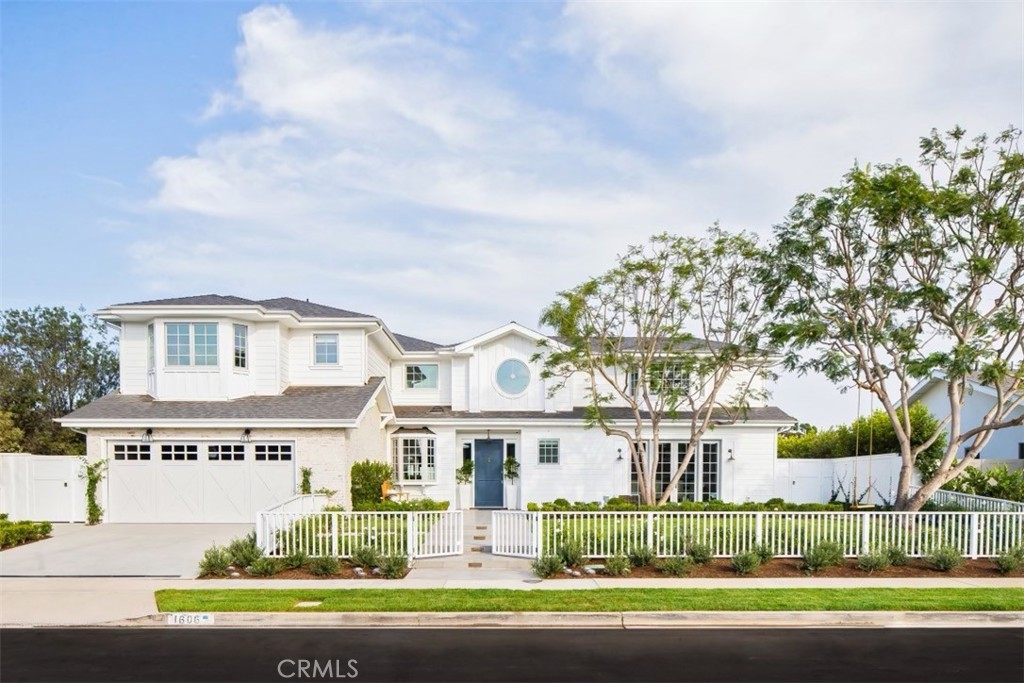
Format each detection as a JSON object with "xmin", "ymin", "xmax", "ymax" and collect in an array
[{"xmin": 2, "ymin": 627, "xmax": 1021, "ymax": 683}]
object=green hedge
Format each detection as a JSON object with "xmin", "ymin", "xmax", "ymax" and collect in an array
[
  {"xmin": 526, "ymin": 498, "xmax": 843, "ymax": 512},
  {"xmin": 355, "ymin": 499, "xmax": 450, "ymax": 512},
  {"xmin": 350, "ymin": 460, "xmax": 393, "ymax": 509},
  {"xmin": 0, "ymin": 517, "xmax": 54, "ymax": 548}
]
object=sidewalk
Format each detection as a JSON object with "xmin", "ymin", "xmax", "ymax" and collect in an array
[{"xmin": 2, "ymin": 576, "xmax": 1023, "ymax": 626}]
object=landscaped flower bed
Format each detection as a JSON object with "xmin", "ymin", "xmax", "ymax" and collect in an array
[
  {"xmin": 197, "ymin": 532, "xmax": 409, "ymax": 580},
  {"xmin": 0, "ymin": 514, "xmax": 53, "ymax": 550}
]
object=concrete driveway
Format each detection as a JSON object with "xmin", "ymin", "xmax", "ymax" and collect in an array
[{"xmin": 0, "ymin": 523, "xmax": 252, "ymax": 578}]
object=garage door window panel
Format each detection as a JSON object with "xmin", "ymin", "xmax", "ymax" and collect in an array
[
  {"xmin": 209, "ymin": 444, "xmax": 246, "ymax": 462},
  {"xmin": 255, "ymin": 444, "xmax": 293, "ymax": 461},
  {"xmin": 113, "ymin": 443, "xmax": 151, "ymax": 461},
  {"xmin": 161, "ymin": 444, "xmax": 199, "ymax": 461}
]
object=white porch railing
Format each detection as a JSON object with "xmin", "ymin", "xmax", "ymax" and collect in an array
[
  {"xmin": 491, "ymin": 510, "xmax": 1024, "ymax": 559},
  {"xmin": 910, "ymin": 486, "xmax": 1024, "ymax": 512},
  {"xmin": 257, "ymin": 509, "xmax": 463, "ymax": 559}
]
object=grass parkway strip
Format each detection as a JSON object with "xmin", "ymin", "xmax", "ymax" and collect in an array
[{"xmin": 155, "ymin": 588, "xmax": 1024, "ymax": 613}]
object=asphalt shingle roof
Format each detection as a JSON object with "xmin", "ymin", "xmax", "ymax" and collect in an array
[
  {"xmin": 393, "ymin": 333, "xmax": 445, "ymax": 352},
  {"xmin": 61, "ymin": 379, "xmax": 384, "ymax": 423},
  {"xmin": 114, "ymin": 295, "xmax": 373, "ymax": 319},
  {"xmin": 394, "ymin": 405, "xmax": 795, "ymax": 423}
]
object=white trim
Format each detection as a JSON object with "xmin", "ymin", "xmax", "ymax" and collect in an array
[{"xmin": 452, "ymin": 321, "xmax": 564, "ymax": 353}]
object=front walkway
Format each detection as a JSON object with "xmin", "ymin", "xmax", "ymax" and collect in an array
[{"xmin": 407, "ymin": 509, "xmax": 535, "ymax": 581}]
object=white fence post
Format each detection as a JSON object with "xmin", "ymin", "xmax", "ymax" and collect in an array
[
  {"xmin": 755, "ymin": 512, "xmax": 763, "ymax": 547},
  {"xmin": 646, "ymin": 512, "xmax": 654, "ymax": 549},
  {"xmin": 331, "ymin": 513, "xmax": 338, "ymax": 557},
  {"xmin": 407, "ymin": 512, "xmax": 417, "ymax": 559},
  {"xmin": 969, "ymin": 512, "xmax": 979, "ymax": 559},
  {"xmin": 860, "ymin": 513, "xmax": 871, "ymax": 555},
  {"xmin": 533, "ymin": 512, "xmax": 542, "ymax": 558}
]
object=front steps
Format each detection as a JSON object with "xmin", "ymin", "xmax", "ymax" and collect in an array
[{"xmin": 406, "ymin": 509, "xmax": 535, "ymax": 580}]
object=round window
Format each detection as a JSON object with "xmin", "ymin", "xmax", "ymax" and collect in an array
[{"xmin": 495, "ymin": 359, "xmax": 530, "ymax": 396}]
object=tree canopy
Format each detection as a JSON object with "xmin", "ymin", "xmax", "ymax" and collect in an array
[
  {"xmin": 538, "ymin": 227, "xmax": 775, "ymax": 505},
  {"xmin": 0, "ymin": 306, "xmax": 119, "ymax": 454},
  {"xmin": 764, "ymin": 126, "xmax": 1024, "ymax": 510}
]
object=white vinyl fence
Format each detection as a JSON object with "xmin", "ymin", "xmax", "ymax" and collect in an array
[
  {"xmin": 257, "ymin": 508, "xmax": 463, "ymax": 559},
  {"xmin": 0, "ymin": 453, "xmax": 86, "ymax": 522},
  {"xmin": 492, "ymin": 510, "xmax": 1024, "ymax": 560},
  {"xmin": 912, "ymin": 486, "xmax": 1024, "ymax": 512}
]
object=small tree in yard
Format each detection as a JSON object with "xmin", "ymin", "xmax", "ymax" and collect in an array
[
  {"xmin": 539, "ymin": 227, "xmax": 775, "ymax": 506},
  {"xmin": 765, "ymin": 126, "xmax": 1024, "ymax": 511}
]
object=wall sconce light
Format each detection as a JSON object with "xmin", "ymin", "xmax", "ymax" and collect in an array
[
  {"xmin": 142, "ymin": 428, "xmax": 153, "ymax": 443},
  {"xmin": 727, "ymin": 449, "xmax": 735, "ymax": 462},
  {"xmin": 241, "ymin": 428, "xmax": 252, "ymax": 443},
  {"xmin": 617, "ymin": 448, "xmax": 624, "ymax": 462},
  {"xmin": 486, "ymin": 429, "xmax": 491, "ymax": 440}
]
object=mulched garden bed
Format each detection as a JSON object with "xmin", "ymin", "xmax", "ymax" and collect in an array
[
  {"xmin": 201, "ymin": 564, "xmax": 410, "ymax": 580},
  {"xmin": 550, "ymin": 557, "xmax": 1014, "ymax": 579}
]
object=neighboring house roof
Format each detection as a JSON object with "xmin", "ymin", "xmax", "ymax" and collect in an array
[
  {"xmin": 113, "ymin": 294, "xmax": 373, "ymax": 319},
  {"xmin": 394, "ymin": 405, "xmax": 796, "ymax": 423},
  {"xmin": 908, "ymin": 374, "xmax": 1024, "ymax": 405},
  {"xmin": 547, "ymin": 337, "xmax": 729, "ymax": 353},
  {"xmin": 60, "ymin": 378, "xmax": 386, "ymax": 425}
]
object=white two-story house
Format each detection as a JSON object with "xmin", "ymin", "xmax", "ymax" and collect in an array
[{"xmin": 60, "ymin": 295, "xmax": 796, "ymax": 522}]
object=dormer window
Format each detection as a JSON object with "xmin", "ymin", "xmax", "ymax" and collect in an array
[
  {"xmin": 165, "ymin": 323, "xmax": 218, "ymax": 367},
  {"xmin": 314, "ymin": 333, "xmax": 339, "ymax": 365},
  {"xmin": 406, "ymin": 364, "xmax": 438, "ymax": 389}
]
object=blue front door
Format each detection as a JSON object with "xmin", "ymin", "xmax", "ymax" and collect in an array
[{"xmin": 474, "ymin": 439, "xmax": 504, "ymax": 508}]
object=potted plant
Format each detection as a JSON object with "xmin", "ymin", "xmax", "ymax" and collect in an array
[
  {"xmin": 503, "ymin": 455, "xmax": 521, "ymax": 510},
  {"xmin": 455, "ymin": 460, "xmax": 474, "ymax": 510}
]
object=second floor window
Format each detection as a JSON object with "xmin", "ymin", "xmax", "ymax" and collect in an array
[
  {"xmin": 233, "ymin": 324, "xmax": 248, "ymax": 369},
  {"xmin": 147, "ymin": 324, "xmax": 155, "ymax": 371},
  {"xmin": 165, "ymin": 323, "xmax": 218, "ymax": 367},
  {"xmin": 314, "ymin": 333, "xmax": 338, "ymax": 365},
  {"xmin": 406, "ymin": 364, "xmax": 438, "ymax": 389}
]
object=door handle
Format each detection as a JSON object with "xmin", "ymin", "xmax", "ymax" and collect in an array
[{"xmin": 64, "ymin": 482, "xmax": 68, "ymax": 487}]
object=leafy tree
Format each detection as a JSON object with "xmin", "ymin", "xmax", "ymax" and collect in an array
[
  {"xmin": 0, "ymin": 410, "xmax": 24, "ymax": 452},
  {"xmin": 539, "ymin": 228, "xmax": 775, "ymax": 505},
  {"xmin": 764, "ymin": 126, "xmax": 1024, "ymax": 511},
  {"xmin": 0, "ymin": 306, "xmax": 119, "ymax": 454}
]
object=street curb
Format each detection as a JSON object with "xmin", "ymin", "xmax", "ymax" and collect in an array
[{"xmin": 107, "ymin": 611, "xmax": 1024, "ymax": 629}]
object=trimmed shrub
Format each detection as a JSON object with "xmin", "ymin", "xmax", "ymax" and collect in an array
[
  {"xmin": 687, "ymin": 543, "xmax": 714, "ymax": 565},
  {"xmin": 308, "ymin": 555, "xmax": 340, "ymax": 576},
  {"xmin": 247, "ymin": 556, "xmax": 282, "ymax": 577},
  {"xmin": 531, "ymin": 555, "xmax": 565, "ymax": 578},
  {"xmin": 351, "ymin": 546, "xmax": 381, "ymax": 569},
  {"xmin": 802, "ymin": 541, "xmax": 844, "ymax": 573},
  {"xmin": 556, "ymin": 541, "xmax": 587, "ymax": 568},
  {"xmin": 361, "ymin": 498, "xmax": 450, "ymax": 512},
  {"xmin": 925, "ymin": 546, "xmax": 964, "ymax": 572},
  {"xmin": 856, "ymin": 552, "xmax": 891, "ymax": 574},
  {"xmin": 753, "ymin": 544, "xmax": 775, "ymax": 564},
  {"xmin": 993, "ymin": 550, "xmax": 1022, "ymax": 576},
  {"xmin": 351, "ymin": 460, "xmax": 393, "ymax": 509},
  {"xmin": 884, "ymin": 545, "xmax": 909, "ymax": 567},
  {"xmin": 604, "ymin": 554, "xmax": 632, "ymax": 577},
  {"xmin": 0, "ymin": 519, "xmax": 53, "ymax": 548},
  {"xmin": 731, "ymin": 551, "xmax": 761, "ymax": 576},
  {"xmin": 658, "ymin": 555, "xmax": 693, "ymax": 576},
  {"xmin": 226, "ymin": 533, "xmax": 262, "ymax": 568},
  {"xmin": 282, "ymin": 551, "xmax": 309, "ymax": 570},
  {"xmin": 198, "ymin": 545, "xmax": 231, "ymax": 577},
  {"xmin": 629, "ymin": 545, "xmax": 657, "ymax": 568},
  {"xmin": 377, "ymin": 554, "xmax": 409, "ymax": 579}
]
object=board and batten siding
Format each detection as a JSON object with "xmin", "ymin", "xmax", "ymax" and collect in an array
[
  {"xmin": 468, "ymin": 334, "xmax": 547, "ymax": 412},
  {"xmin": 390, "ymin": 359, "xmax": 452, "ymax": 406},
  {"xmin": 119, "ymin": 322, "xmax": 149, "ymax": 395},
  {"xmin": 287, "ymin": 328, "xmax": 365, "ymax": 386}
]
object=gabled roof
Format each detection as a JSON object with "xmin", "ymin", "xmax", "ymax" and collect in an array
[
  {"xmin": 909, "ymin": 374, "xmax": 1024, "ymax": 405},
  {"xmin": 393, "ymin": 333, "xmax": 446, "ymax": 353},
  {"xmin": 394, "ymin": 405, "xmax": 796, "ymax": 424},
  {"xmin": 59, "ymin": 378, "xmax": 387, "ymax": 426},
  {"xmin": 115, "ymin": 294, "xmax": 259, "ymax": 307},
  {"xmin": 451, "ymin": 321, "xmax": 562, "ymax": 353}
]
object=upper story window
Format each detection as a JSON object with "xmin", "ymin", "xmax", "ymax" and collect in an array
[
  {"xmin": 314, "ymin": 333, "xmax": 339, "ymax": 365},
  {"xmin": 495, "ymin": 358, "xmax": 530, "ymax": 395},
  {"xmin": 406, "ymin": 364, "xmax": 438, "ymax": 389},
  {"xmin": 233, "ymin": 324, "xmax": 248, "ymax": 369},
  {"xmin": 146, "ymin": 324, "xmax": 155, "ymax": 371},
  {"xmin": 165, "ymin": 323, "xmax": 218, "ymax": 367}
]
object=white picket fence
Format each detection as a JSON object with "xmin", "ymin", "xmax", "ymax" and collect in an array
[
  {"xmin": 257, "ymin": 508, "xmax": 463, "ymax": 559},
  {"xmin": 491, "ymin": 510, "xmax": 1024, "ymax": 559},
  {"xmin": 911, "ymin": 486, "xmax": 1024, "ymax": 512}
]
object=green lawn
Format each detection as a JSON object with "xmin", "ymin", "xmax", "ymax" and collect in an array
[{"xmin": 156, "ymin": 588, "xmax": 1024, "ymax": 613}]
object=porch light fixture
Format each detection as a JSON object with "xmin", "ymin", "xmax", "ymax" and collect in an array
[
  {"xmin": 142, "ymin": 428, "xmax": 153, "ymax": 443},
  {"xmin": 727, "ymin": 449, "xmax": 735, "ymax": 462},
  {"xmin": 241, "ymin": 428, "xmax": 252, "ymax": 443},
  {"xmin": 617, "ymin": 448, "xmax": 624, "ymax": 461}
]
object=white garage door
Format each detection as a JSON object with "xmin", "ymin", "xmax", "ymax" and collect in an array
[{"xmin": 107, "ymin": 442, "xmax": 296, "ymax": 523}]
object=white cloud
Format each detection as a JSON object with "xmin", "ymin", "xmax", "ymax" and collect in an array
[{"xmin": 135, "ymin": 2, "xmax": 1022, "ymax": 426}]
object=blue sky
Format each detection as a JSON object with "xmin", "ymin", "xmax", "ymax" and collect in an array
[{"xmin": 3, "ymin": 1, "xmax": 1022, "ymax": 427}]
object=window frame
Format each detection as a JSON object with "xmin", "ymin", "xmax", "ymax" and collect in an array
[
  {"xmin": 538, "ymin": 438, "xmax": 560, "ymax": 465},
  {"xmin": 164, "ymin": 322, "xmax": 219, "ymax": 368},
  {"xmin": 111, "ymin": 443, "xmax": 152, "ymax": 462},
  {"xmin": 405, "ymin": 364, "xmax": 439, "ymax": 390},
  {"xmin": 233, "ymin": 324, "xmax": 248, "ymax": 370},
  {"xmin": 313, "ymin": 333, "xmax": 340, "ymax": 366},
  {"xmin": 254, "ymin": 443, "xmax": 294, "ymax": 462},
  {"xmin": 391, "ymin": 436, "xmax": 437, "ymax": 483},
  {"xmin": 146, "ymin": 324, "xmax": 155, "ymax": 371}
]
